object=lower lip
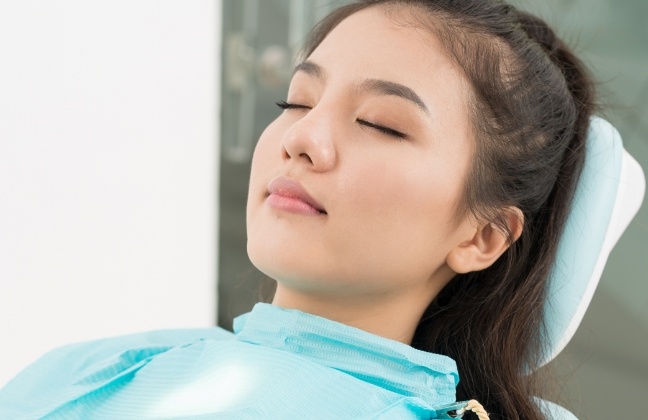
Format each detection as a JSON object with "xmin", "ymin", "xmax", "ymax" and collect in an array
[{"xmin": 266, "ymin": 193, "xmax": 324, "ymax": 216}]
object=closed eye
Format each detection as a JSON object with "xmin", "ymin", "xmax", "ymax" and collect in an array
[
  {"xmin": 276, "ymin": 100, "xmax": 310, "ymax": 110},
  {"xmin": 357, "ymin": 119, "xmax": 406, "ymax": 139},
  {"xmin": 276, "ymin": 100, "xmax": 406, "ymax": 139}
]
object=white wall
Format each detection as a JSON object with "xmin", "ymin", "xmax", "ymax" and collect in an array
[{"xmin": 0, "ymin": 1, "xmax": 221, "ymax": 386}]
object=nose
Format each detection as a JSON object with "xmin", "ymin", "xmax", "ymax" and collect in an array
[{"xmin": 281, "ymin": 108, "xmax": 337, "ymax": 172}]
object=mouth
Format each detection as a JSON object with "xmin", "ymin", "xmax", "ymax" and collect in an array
[{"xmin": 267, "ymin": 177, "xmax": 327, "ymax": 215}]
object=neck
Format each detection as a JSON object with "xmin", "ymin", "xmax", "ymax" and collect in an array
[{"xmin": 271, "ymin": 284, "xmax": 439, "ymax": 344}]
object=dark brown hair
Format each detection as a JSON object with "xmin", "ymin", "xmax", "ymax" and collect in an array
[{"xmin": 301, "ymin": 1, "xmax": 596, "ymax": 418}]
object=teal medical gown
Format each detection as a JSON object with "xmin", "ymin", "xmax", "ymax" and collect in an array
[{"xmin": 0, "ymin": 303, "xmax": 459, "ymax": 419}]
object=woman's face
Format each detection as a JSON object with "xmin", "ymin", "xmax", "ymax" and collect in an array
[{"xmin": 247, "ymin": 6, "xmax": 475, "ymax": 301}]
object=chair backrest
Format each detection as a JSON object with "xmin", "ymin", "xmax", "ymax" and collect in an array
[
  {"xmin": 530, "ymin": 118, "xmax": 645, "ymax": 420},
  {"xmin": 540, "ymin": 116, "xmax": 645, "ymax": 368}
]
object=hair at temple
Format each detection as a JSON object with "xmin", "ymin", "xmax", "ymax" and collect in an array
[{"xmin": 299, "ymin": 1, "xmax": 597, "ymax": 418}]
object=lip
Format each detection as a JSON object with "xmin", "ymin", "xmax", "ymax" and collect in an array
[{"xmin": 266, "ymin": 177, "xmax": 327, "ymax": 216}]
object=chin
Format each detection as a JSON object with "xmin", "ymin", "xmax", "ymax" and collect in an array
[
  {"xmin": 249, "ymin": 242, "xmax": 311, "ymax": 279},
  {"xmin": 248, "ymin": 241, "xmax": 340, "ymax": 291}
]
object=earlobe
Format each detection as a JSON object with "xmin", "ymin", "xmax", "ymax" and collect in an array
[{"xmin": 446, "ymin": 207, "xmax": 524, "ymax": 274}]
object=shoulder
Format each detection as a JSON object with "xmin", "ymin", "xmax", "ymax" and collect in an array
[{"xmin": 0, "ymin": 326, "xmax": 233, "ymax": 418}]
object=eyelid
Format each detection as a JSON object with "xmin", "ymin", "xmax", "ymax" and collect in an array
[
  {"xmin": 357, "ymin": 119, "xmax": 407, "ymax": 139},
  {"xmin": 275, "ymin": 100, "xmax": 407, "ymax": 139},
  {"xmin": 275, "ymin": 100, "xmax": 311, "ymax": 110}
]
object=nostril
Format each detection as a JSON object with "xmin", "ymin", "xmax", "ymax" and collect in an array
[{"xmin": 299, "ymin": 152, "xmax": 313, "ymax": 164}]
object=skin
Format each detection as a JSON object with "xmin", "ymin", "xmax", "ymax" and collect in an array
[{"xmin": 246, "ymin": 6, "xmax": 522, "ymax": 344}]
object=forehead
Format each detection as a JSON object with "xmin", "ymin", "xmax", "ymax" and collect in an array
[{"xmin": 308, "ymin": 6, "xmax": 463, "ymax": 88}]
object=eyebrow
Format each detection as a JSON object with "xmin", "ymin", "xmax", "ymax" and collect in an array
[
  {"xmin": 293, "ymin": 60, "xmax": 325, "ymax": 81},
  {"xmin": 293, "ymin": 60, "xmax": 430, "ymax": 116}
]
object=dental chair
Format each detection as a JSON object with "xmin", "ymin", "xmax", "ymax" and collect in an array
[{"xmin": 534, "ymin": 117, "xmax": 644, "ymax": 419}]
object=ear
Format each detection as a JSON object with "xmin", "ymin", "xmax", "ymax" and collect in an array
[{"xmin": 446, "ymin": 207, "xmax": 524, "ymax": 274}]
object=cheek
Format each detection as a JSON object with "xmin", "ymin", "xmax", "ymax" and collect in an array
[
  {"xmin": 331, "ymin": 149, "xmax": 467, "ymax": 277},
  {"xmin": 246, "ymin": 122, "xmax": 280, "ymax": 243},
  {"xmin": 251, "ymin": 122, "xmax": 280, "ymax": 171},
  {"xmin": 343, "ymin": 153, "xmax": 462, "ymax": 231},
  {"xmin": 248, "ymin": 121, "xmax": 283, "ymax": 204}
]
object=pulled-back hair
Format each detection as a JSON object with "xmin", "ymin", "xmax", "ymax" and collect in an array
[{"xmin": 301, "ymin": 1, "xmax": 597, "ymax": 418}]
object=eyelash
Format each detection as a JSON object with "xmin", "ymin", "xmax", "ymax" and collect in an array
[{"xmin": 275, "ymin": 100, "xmax": 406, "ymax": 139}]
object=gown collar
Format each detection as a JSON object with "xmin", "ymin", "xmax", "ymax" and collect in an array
[{"xmin": 233, "ymin": 303, "xmax": 458, "ymax": 403}]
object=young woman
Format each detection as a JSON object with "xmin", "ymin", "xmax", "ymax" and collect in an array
[{"xmin": 0, "ymin": 0, "xmax": 595, "ymax": 418}]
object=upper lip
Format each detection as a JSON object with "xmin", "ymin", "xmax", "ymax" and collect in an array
[{"xmin": 267, "ymin": 177, "xmax": 327, "ymax": 214}]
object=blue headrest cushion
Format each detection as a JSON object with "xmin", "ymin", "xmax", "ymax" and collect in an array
[{"xmin": 540, "ymin": 117, "xmax": 623, "ymax": 368}]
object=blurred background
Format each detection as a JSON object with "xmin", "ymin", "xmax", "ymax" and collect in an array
[{"xmin": 1, "ymin": 0, "xmax": 646, "ymax": 418}]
